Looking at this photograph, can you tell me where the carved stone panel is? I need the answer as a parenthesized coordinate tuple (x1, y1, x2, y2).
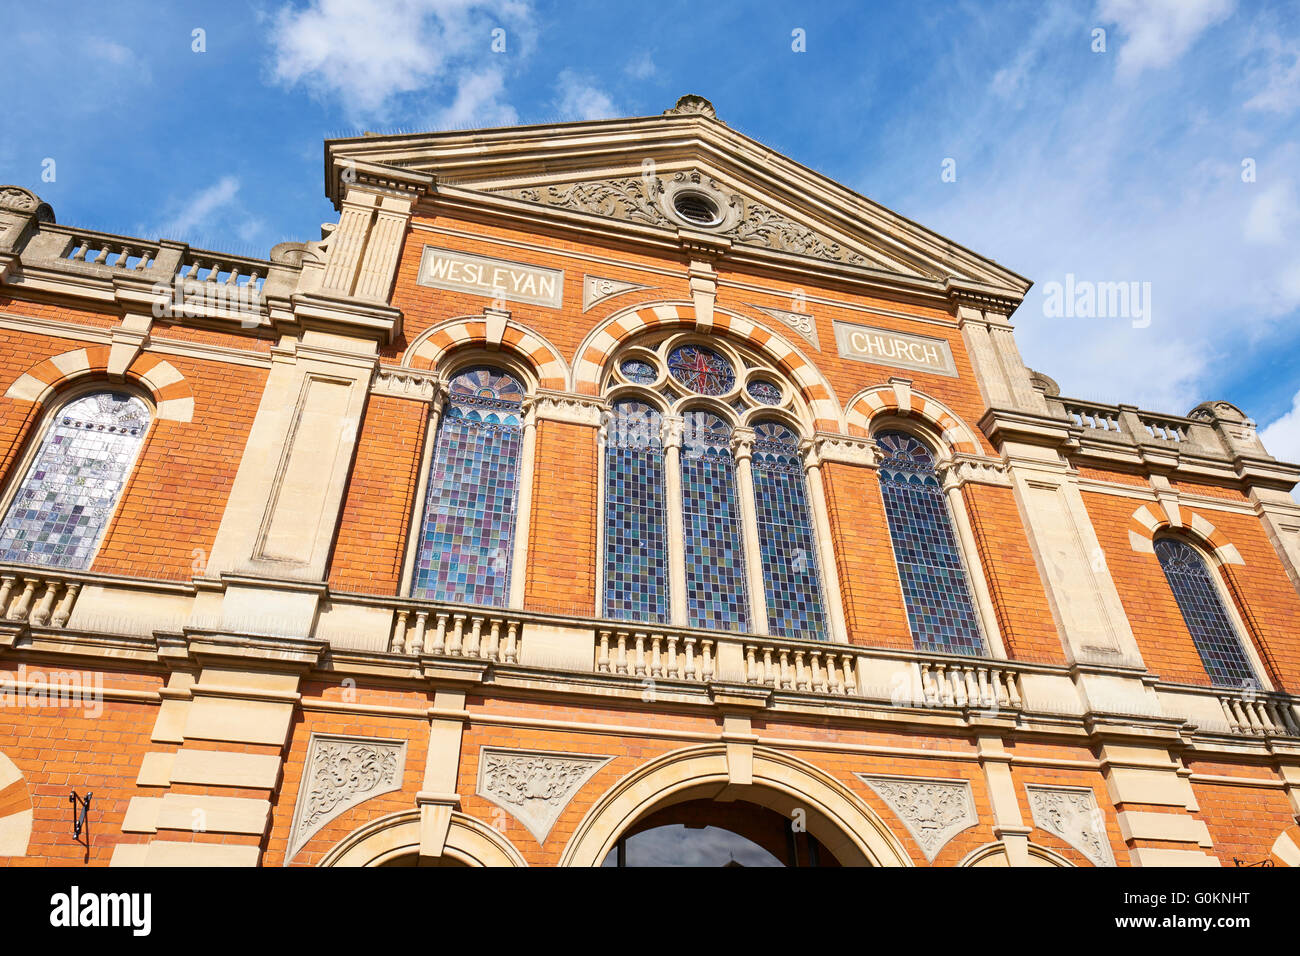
(858, 774, 978, 862)
(583, 275, 653, 312)
(1026, 785, 1115, 867)
(496, 172, 874, 268)
(477, 747, 611, 843)
(748, 303, 820, 350)
(287, 734, 406, 863)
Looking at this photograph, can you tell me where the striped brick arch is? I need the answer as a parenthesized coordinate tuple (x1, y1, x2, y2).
(403, 315, 569, 390)
(844, 383, 982, 455)
(4, 347, 194, 422)
(1126, 503, 1245, 565)
(1271, 824, 1300, 866)
(571, 301, 843, 430)
(0, 751, 32, 857)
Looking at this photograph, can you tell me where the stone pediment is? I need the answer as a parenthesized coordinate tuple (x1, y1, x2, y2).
(324, 97, 1031, 297)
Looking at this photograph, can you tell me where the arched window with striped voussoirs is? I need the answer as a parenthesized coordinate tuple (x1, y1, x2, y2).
(411, 366, 524, 607)
(1154, 535, 1257, 689)
(0, 389, 151, 570)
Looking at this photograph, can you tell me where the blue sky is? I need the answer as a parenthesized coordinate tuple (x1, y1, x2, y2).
(3, 0, 1299, 462)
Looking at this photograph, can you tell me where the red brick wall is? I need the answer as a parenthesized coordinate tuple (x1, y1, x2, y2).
(328, 395, 428, 595)
(820, 461, 913, 649)
(525, 420, 598, 616)
(0, 665, 163, 866)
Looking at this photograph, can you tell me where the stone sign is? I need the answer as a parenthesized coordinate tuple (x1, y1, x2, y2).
(417, 245, 564, 308)
(833, 320, 957, 376)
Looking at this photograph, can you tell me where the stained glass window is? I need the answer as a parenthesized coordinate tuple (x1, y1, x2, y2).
(619, 359, 657, 385)
(747, 379, 782, 406)
(0, 391, 149, 570)
(667, 345, 735, 396)
(681, 412, 749, 631)
(1155, 537, 1256, 688)
(412, 367, 524, 607)
(876, 430, 985, 656)
(603, 400, 670, 623)
(752, 422, 827, 640)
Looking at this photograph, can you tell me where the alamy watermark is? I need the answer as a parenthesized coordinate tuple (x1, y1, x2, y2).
(1042, 273, 1152, 328)
(0, 664, 103, 718)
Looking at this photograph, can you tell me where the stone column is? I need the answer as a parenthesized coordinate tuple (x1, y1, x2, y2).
(509, 399, 539, 610)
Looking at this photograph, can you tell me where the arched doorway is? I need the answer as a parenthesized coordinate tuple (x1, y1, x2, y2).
(601, 798, 842, 866)
(563, 744, 912, 867)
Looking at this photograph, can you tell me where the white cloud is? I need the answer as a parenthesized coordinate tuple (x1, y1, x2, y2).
(1243, 180, 1299, 244)
(1261, 388, 1300, 469)
(430, 66, 517, 128)
(625, 51, 656, 81)
(157, 176, 241, 240)
(1097, 0, 1235, 78)
(268, 0, 532, 123)
(553, 70, 619, 121)
(1244, 34, 1300, 114)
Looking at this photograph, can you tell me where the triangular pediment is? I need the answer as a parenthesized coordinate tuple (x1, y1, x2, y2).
(325, 100, 1030, 299)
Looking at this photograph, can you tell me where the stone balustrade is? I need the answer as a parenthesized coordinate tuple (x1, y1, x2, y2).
(0, 570, 82, 628)
(1217, 690, 1300, 736)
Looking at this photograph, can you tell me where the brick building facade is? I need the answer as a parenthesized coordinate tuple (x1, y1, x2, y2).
(1, 96, 1299, 867)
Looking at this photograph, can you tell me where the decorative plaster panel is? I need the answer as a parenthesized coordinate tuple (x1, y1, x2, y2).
(857, 774, 977, 862)
(287, 734, 406, 863)
(1026, 784, 1115, 867)
(477, 747, 610, 843)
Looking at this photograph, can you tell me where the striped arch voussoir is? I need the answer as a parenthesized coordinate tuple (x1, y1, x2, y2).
(844, 384, 981, 455)
(1271, 825, 1300, 866)
(3, 348, 194, 422)
(572, 301, 843, 430)
(1126, 503, 1244, 566)
(404, 316, 569, 390)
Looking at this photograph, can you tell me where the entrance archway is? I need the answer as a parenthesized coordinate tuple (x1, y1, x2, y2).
(561, 744, 912, 867)
(601, 798, 842, 866)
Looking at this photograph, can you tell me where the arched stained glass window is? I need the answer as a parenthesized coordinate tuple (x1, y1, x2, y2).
(1155, 537, 1256, 688)
(603, 400, 669, 623)
(0, 391, 150, 570)
(751, 422, 826, 640)
(667, 345, 735, 396)
(875, 430, 984, 655)
(412, 367, 524, 607)
(681, 411, 749, 630)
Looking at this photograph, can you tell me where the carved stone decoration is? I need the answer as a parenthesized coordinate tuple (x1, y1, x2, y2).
(286, 734, 406, 863)
(507, 179, 670, 228)
(941, 454, 1012, 489)
(858, 774, 977, 862)
(583, 274, 653, 312)
(1026, 785, 1115, 867)
(497, 172, 874, 268)
(748, 303, 820, 349)
(663, 94, 717, 119)
(477, 747, 611, 843)
(533, 390, 606, 426)
(371, 367, 441, 402)
(804, 434, 877, 468)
